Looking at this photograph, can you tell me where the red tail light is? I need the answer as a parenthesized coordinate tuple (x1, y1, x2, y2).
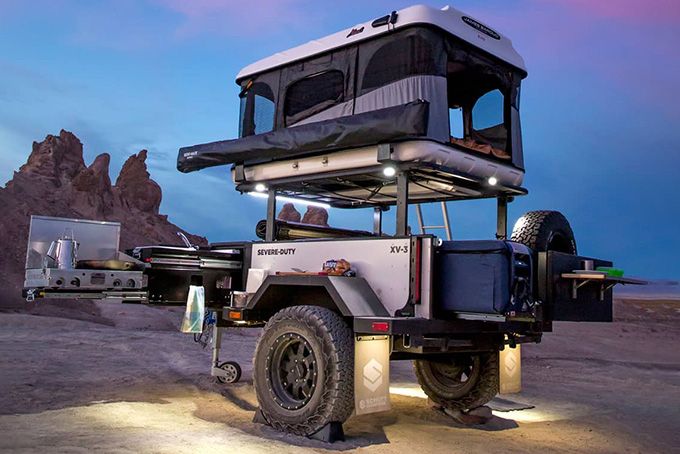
(371, 321, 390, 332)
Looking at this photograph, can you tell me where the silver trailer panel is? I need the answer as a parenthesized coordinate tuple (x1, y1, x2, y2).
(250, 238, 412, 316)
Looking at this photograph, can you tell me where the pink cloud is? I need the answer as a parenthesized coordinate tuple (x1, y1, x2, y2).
(548, 0, 680, 23)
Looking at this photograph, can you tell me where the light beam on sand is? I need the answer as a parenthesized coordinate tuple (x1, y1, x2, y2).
(389, 386, 428, 399)
(390, 385, 560, 423)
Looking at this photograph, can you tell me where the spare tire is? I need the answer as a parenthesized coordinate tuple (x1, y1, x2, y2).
(510, 210, 577, 255)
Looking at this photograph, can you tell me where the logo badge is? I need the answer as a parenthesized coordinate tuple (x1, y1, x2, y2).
(363, 358, 383, 392)
(461, 16, 501, 40)
(347, 26, 364, 38)
(504, 350, 518, 376)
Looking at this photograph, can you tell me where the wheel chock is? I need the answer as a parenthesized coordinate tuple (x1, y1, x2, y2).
(308, 421, 345, 443)
(252, 408, 269, 425)
(252, 409, 344, 443)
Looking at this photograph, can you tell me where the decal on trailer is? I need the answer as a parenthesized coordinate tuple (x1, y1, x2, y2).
(389, 245, 409, 254)
(256, 247, 296, 256)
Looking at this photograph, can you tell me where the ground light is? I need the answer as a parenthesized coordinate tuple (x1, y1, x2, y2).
(248, 192, 331, 209)
(388, 385, 556, 423)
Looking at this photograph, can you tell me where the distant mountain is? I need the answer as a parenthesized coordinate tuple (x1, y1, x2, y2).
(0, 130, 206, 310)
(615, 279, 680, 300)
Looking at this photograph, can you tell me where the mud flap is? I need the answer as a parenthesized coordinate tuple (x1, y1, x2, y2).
(354, 335, 391, 415)
(499, 345, 521, 394)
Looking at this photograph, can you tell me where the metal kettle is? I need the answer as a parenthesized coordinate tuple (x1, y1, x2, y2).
(45, 230, 79, 270)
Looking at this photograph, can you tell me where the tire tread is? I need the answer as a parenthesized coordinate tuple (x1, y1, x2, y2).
(253, 306, 354, 436)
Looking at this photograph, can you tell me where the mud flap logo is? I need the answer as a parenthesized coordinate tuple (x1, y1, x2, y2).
(362, 358, 383, 392)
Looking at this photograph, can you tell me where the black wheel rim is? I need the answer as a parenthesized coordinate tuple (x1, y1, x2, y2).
(430, 355, 480, 393)
(266, 333, 318, 410)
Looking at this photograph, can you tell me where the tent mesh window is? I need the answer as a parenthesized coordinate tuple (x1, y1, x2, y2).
(446, 60, 511, 159)
(284, 70, 345, 125)
(470, 88, 507, 153)
(239, 82, 276, 137)
(360, 34, 437, 94)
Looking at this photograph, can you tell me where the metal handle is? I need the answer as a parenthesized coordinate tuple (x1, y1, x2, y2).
(46, 240, 58, 261)
(177, 232, 196, 249)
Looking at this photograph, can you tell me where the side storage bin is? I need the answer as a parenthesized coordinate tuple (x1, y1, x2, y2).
(433, 240, 512, 315)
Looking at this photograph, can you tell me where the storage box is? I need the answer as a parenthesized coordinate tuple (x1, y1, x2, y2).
(433, 240, 530, 315)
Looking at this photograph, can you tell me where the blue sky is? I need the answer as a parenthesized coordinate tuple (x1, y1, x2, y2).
(1, 0, 679, 279)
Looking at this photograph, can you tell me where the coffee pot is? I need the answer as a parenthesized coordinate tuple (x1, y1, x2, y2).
(45, 230, 79, 270)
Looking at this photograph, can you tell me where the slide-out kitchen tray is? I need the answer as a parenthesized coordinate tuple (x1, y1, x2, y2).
(561, 272, 647, 300)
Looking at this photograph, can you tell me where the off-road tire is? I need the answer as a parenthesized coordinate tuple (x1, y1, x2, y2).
(511, 210, 577, 255)
(414, 352, 499, 410)
(253, 306, 354, 436)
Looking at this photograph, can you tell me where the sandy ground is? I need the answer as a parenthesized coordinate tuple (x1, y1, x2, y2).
(0, 300, 679, 453)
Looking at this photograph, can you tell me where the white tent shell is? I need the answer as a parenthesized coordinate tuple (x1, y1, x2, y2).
(178, 3, 530, 207)
(236, 4, 527, 82)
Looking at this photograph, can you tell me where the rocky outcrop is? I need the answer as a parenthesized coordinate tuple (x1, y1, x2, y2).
(277, 203, 301, 222)
(115, 150, 162, 214)
(301, 206, 329, 227)
(16, 131, 86, 187)
(0, 130, 206, 310)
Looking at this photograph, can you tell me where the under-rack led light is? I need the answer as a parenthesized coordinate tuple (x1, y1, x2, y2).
(248, 192, 331, 209)
(382, 166, 397, 177)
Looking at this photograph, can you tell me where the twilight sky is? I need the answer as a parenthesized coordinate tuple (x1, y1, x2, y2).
(0, 0, 678, 279)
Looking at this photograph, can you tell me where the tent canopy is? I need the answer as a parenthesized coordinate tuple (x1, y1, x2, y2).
(178, 8, 526, 175)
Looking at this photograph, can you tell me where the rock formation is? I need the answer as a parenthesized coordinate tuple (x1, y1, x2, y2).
(0, 130, 206, 310)
(276, 203, 301, 222)
(301, 206, 329, 226)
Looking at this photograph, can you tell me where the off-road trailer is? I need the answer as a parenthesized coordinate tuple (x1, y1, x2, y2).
(23, 4, 644, 443)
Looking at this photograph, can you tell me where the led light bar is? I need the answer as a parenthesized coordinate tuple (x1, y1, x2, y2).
(248, 192, 331, 209)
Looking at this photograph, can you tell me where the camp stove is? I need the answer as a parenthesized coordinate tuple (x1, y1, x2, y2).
(24, 216, 147, 297)
(24, 267, 145, 291)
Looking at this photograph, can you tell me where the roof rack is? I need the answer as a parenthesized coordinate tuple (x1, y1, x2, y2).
(236, 158, 527, 209)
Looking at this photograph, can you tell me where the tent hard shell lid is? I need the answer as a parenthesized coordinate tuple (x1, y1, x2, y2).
(177, 4, 529, 208)
(235, 4, 526, 81)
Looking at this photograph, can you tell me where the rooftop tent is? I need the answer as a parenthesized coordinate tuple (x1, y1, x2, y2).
(235, 28, 446, 138)
(177, 4, 528, 195)
(294, 27, 448, 140)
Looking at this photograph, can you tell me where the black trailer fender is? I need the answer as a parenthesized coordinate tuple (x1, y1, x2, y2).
(245, 275, 390, 318)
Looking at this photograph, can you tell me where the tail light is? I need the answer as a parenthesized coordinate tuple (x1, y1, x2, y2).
(371, 321, 390, 332)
